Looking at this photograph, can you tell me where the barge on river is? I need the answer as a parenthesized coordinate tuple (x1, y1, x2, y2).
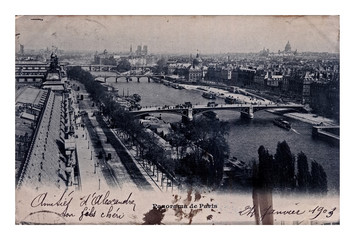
(273, 118, 291, 130)
(202, 92, 216, 99)
(225, 96, 238, 104)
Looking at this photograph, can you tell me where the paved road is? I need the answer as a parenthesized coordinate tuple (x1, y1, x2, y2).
(81, 114, 120, 188)
(95, 115, 154, 191)
(73, 80, 154, 191)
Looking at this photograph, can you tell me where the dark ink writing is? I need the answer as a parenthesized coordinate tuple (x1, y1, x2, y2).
(30, 190, 75, 218)
(79, 207, 96, 221)
(79, 191, 136, 211)
(100, 206, 125, 219)
(239, 204, 337, 221)
(239, 205, 256, 218)
(309, 206, 336, 220)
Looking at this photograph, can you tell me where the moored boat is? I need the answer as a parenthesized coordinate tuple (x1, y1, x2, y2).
(225, 96, 237, 104)
(202, 92, 216, 99)
(132, 93, 141, 102)
(273, 118, 291, 130)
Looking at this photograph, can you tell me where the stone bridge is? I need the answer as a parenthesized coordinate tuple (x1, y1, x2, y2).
(129, 103, 306, 120)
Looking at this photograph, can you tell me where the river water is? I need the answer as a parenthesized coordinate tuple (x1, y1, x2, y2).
(102, 76, 339, 193)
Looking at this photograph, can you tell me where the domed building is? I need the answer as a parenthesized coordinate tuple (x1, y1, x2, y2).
(269, 41, 297, 57)
(192, 53, 203, 68)
(186, 53, 203, 82)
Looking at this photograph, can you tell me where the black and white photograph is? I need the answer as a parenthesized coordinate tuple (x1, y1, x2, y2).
(14, 14, 340, 225)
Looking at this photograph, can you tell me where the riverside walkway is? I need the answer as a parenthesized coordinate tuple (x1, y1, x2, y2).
(72, 80, 158, 192)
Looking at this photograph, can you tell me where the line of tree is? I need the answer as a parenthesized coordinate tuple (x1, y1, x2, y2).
(67, 66, 175, 177)
(253, 140, 328, 194)
(67, 66, 231, 188)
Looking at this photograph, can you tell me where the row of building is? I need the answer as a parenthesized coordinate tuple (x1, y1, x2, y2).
(163, 42, 339, 119)
(15, 53, 78, 190)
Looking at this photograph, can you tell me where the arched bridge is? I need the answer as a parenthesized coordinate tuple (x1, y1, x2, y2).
(129, 103, 306, 120)
(94, 73, 165, 83)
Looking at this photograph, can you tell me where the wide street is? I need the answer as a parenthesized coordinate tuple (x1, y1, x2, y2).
(70, 81, 159, 192)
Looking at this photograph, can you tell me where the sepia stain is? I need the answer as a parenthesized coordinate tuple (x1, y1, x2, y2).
(142, 207, 166, 225)
(171, 190, 205, 223)
(172, 194, 181, 204)
(194, 191, 201, 202)
(207, 215, 213, 221)
(183, 189, 193, 206)
(187, 209, 202, 225)
(173, 207, 185, 222)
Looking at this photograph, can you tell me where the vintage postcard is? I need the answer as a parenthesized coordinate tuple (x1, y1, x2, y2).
(15, 15, 340, 225)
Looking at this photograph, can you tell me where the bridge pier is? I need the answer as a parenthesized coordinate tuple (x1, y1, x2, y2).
(187, 108, 193, 121)
(240, 106, 254, 119)
(137, 77, 140, 83)
(181, 108, 194, 123)
(89, 66, 92, 71)
(126, 77, 129, 82)
(115, 76, 118, 83)
(148, 77, 151, 83)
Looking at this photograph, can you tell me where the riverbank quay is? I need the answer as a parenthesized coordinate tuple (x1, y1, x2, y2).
(266, 108, 339, 146)
(284, 112, 338, 126)
(162, 80, 340, 148)
(312, 125, 340, 146)
(104, 113, 182, 193)
(166, 80, 339, 128)
(68, 80, 158, 191)
(110, 127, 181, 193)
(180, 84, 270, 105)
(94, 115, 158, 191)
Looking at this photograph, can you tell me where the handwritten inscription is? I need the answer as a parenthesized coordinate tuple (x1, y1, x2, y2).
(239, 203, 337, 222)
(79, 191, 136, 211)
(28, 190, 135, 222)
(30, 190, 75, 218)
(26, 190, 338, 224)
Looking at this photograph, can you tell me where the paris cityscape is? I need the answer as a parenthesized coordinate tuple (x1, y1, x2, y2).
(14, 15, 340, 225)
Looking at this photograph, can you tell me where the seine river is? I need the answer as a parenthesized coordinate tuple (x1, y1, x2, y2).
(102, 76, 339, 193)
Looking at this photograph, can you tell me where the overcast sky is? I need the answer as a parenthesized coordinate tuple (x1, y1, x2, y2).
(15, 15, 339, 54)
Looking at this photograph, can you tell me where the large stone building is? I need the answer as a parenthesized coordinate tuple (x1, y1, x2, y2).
(310, 80, 339, 120)
(167, 53, 204, 82)
(42, 53, 65, 91)
(15, 62, 49, 88)
(231, 67, 256, 86)
(185, 53, 203, 82)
